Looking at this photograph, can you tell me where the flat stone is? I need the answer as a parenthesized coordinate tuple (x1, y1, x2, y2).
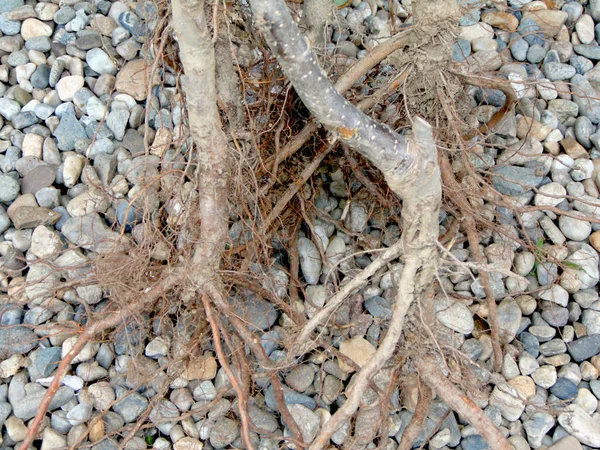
(482, 11, 518, 32)
(22, 165, 55, 194)
(12, 386, 74, 420)
(435, 298, 474, 334)
(491, 165, 543, 196)
(568, 334, 600, 362)
(53, 105, 88, 151)
(523, 10, 567, 38)
(489, 382, 525, 421)
(338, 335, 376, 373)
(0, 326, 37, 359)
(113, 392, 148, 423)
(10, 206, 60, 229)
(210, 418, 239, 449)
(115, 59, 156, 101)
(61, 213, 129, 254)
(287, 404, 320, 444)
(534, 182, 566, 207)
(230, 294, 278, 331)
(550, 378, 579, 400)
(558, 405, 600, 447)
(574, 44, 600, 60)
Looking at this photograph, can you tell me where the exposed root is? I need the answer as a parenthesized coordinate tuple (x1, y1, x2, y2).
(398, 380, 433, 450)
(416, 356, 512, 450)
(201, 294, 255, 450)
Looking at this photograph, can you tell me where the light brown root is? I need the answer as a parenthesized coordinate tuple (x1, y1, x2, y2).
(398, 381, 433, 450)
(416, 356, 512, 450)
(201, 294, 255, 450)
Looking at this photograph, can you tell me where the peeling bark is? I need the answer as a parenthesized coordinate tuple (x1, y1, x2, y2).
(215, 17, 245, 134)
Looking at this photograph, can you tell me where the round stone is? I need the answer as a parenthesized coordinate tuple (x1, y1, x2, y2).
(534, 182, 567, 207)
(86, 48, 117, 75)
(20, 18, 53, 40)
(0, 175, 20, 203)
(55, 75, 84, 102)
(558, 215, 591, 241)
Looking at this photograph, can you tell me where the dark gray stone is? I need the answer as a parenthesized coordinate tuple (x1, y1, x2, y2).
(0, 326, 37, 359)
(568, 334, 600, 362)
(53, 104, 88, 151)
(491, 165, 543, 196)
(30, 63, 50, 89)
(113, 392, 148, 423)
(28, 346, 62, 381)
(550, 378, 578, 400)
(231, 294, 278, 331)
(364, 296, 392, 318)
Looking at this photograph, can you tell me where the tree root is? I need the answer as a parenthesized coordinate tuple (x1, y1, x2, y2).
(201, 294, 255, 450)
(398, 381, 433, 450)
(416, 356, 512, 450)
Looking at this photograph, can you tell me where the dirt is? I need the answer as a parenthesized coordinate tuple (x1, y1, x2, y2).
(385, 0, 468, 123)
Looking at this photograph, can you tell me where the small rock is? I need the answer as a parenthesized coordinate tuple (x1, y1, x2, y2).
(558, 404, 600, 447)
(339, 336, 376, 372)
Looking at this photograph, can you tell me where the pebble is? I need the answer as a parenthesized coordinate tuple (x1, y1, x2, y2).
(558, 405, 600, 447)
(55, 75, 84, 102)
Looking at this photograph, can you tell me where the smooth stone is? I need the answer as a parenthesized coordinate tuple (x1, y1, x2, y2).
(22, 165, 55, 194)
(575, 44, 600, 60)
(534, 182, 566, 207)
(113, 392, 148, 423)
(297, 237, 322, 285)
(210, 418, 239, 449)
(548, 436, 582, 450)
(543, 62, 576, 81)
(0, 326, 37, 359)
(568, 334, 600, 362)
(0, 174, 20, 203)
(61, 213, 129, 254)
(86, 48, 117, 75)
(523, 412, 555, 448)
(435, 298, 474, 334)
(558, 215, 591, 241)
(53, 105, 87, 151)
(572, 74, 600, 124)
(489, 382, 525, 421)
(55, 75, 84, 102)
(338, 336, 376, 372)
(0, 98, 20, 121)
(491, 165, 543, 196)
(20, 18, 52, 40)
(558, 405, 600, 447)
(115, 59, 155, 100)
(231, 294, 278, 331)
(550, 378, 579, 400)
(13, 386, 74, 420)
